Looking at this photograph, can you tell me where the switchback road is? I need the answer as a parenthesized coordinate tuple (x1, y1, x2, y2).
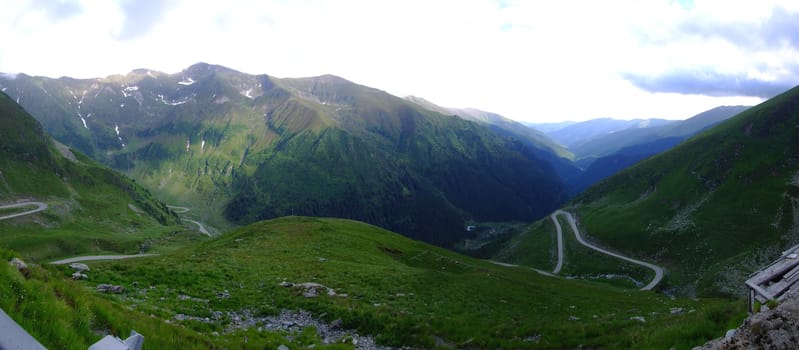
(0, 202, 47, 221)
(551, 210, 664, 291)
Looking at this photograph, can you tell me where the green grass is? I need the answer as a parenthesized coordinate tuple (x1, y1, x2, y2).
(0, 245, 363, 349)
(485, 218, 558, 270)
(74, 216, 744, 349)
(555, 215, 654, 288)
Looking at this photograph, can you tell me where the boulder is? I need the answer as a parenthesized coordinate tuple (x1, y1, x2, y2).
(97, 284, 124, 294)
(696, 295, 799, 349)
(71, 272, 88, 280)
(8, 257, 27, 271)
(69, 263, 90, 272)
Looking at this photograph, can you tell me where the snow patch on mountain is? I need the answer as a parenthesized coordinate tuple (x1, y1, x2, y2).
(178, 77, 195, 86)
(115, 124, 125, 148)
(78, 113, 88, 129)
(122, 85, 139, 98)
(157, 94, 189, 106)
(240, 88, 254, 99)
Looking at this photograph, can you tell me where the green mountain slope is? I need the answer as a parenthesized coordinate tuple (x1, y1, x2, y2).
(76, 216, 743, 349)
(0, 64, 567, 245)
(404, 95, 573, 159)
(405, 95, 581, 184)
(567, 87, 799, 295)
(0, 92, 178, 260)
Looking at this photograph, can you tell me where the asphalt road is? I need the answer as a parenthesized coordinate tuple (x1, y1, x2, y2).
(0, 202, 47, 220)
(550, 212, 565, 274)
(49, 254, 158, 265)
(168, 205, 211, 236)
(552, 210, 664, 291)
(183, 218, 211, 236)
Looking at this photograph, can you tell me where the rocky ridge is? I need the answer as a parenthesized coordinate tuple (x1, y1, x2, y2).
(696, 295, 799, 349)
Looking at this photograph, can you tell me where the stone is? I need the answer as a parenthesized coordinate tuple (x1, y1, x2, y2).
(8, 257, 27, 271)
(629, 316, 646, 323)
(216, 290, 230, 299)
(71, 272, 88, 280)
(330, 318, 343, 330)
(568, 316, 580, 321)
(724, 329, 736, 339)
(96, 284, 124, 294)
(303, 289, 318, 298)
(670, 307, 685, 315)
(279, 281, 293, 287)
(69, 263, 90, 272)
(278, 345, 289, 350)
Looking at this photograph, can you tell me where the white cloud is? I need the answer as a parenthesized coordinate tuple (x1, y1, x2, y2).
(0, 0, 796, 122)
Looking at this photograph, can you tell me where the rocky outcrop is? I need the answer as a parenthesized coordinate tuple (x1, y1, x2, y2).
(8, 257, 28, 271)
(69, 263, 89, 272)
(96, 284, 125, 294)
(279, 281, 346, 298)
(696, 295, 799, 349)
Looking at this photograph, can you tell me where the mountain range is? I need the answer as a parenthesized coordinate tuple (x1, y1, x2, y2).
(0, 63, 568, 245)
(0, 88, 746, 349)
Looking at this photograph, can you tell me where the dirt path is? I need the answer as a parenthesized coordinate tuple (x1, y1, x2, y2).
(552, 210, 664, 291)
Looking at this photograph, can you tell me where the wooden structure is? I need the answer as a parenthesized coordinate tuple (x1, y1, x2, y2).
(745, 244, 799, 313)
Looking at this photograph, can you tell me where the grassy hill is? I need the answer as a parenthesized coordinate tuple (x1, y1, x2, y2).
(59, 216, 744, 349)
(0, 91, 179, 260)
(0, 64, 567, 246)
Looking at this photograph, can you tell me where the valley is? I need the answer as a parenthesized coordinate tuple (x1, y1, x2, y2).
(0, 65, 794, 349)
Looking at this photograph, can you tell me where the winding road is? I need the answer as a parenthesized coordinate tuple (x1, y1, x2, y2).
(0, 202, 47, 221)
(550, 212, 565, 274)
(550, 210, 664, 291)
(167, 205, 211, 237)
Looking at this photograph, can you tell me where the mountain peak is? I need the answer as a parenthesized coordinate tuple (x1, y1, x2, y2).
(184, 62, 243, 77)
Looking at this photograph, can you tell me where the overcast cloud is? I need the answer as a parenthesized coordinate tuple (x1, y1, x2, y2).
(1, 0, 797, 122)
(115, 0, 178, 41)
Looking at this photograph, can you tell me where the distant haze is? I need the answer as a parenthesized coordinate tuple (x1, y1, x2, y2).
(1, 0, 796, 122)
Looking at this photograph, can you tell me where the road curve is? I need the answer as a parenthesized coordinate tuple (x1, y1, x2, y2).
(167, 205, 211, 236)
(550, 213, 565, 274)
(552, 210, 664, 291)
(167, 205, 190, 214)
(49, 254, 158, 265)
(183, 219, 210, 236)
(0, 202, 47, 221)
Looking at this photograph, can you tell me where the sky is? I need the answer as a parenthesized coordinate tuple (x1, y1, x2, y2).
(1, 0, 798, 123)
